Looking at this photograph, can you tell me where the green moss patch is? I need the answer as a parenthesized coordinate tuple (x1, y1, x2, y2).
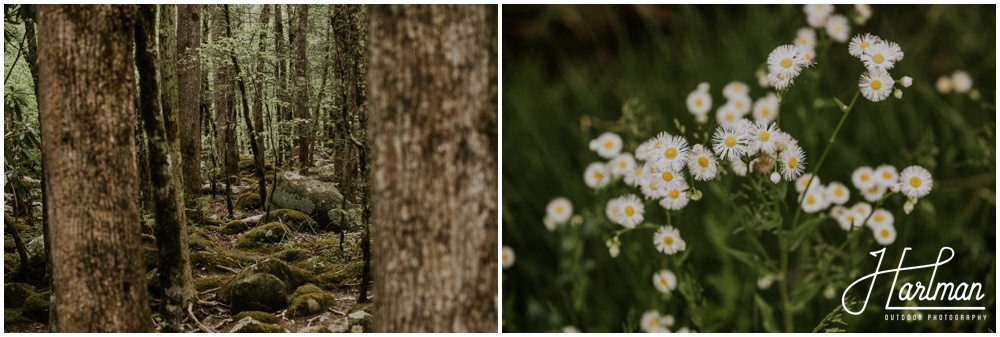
(190, 250, 256, 270)
(233, 311, 281, 325)
(4, 283, 36, 308)
(235, 223, 290, 251)
(21, 291, 50, 323)
(260, 209, 317, 232)
(194, 274, 234, 292)
(5, 308, 36, 331)
(272, 248, 308, 263)
(221, 220, 251, 235)
(235, 192, 261, 211)
(228, 316, 286, 333)
(290, 283, 324, 299)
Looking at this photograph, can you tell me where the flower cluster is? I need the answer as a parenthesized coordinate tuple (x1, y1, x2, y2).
(848, 33, 909, 102)
(803, 4, 851, 43)
(640, 309, 676, 333)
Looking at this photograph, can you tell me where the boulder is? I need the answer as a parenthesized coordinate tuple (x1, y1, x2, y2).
(228, 316, 286, 333)
(218, 259, 317, 312)
(21, 291, 50, 323)
(235, 222, 290, 250)
(348, 310, 373, 332)
(267, 172, 344, 229)
(233, 311, 281, 325)
(228, 273, 288, 314)
(287, 284, 335, 317)
(234, 193, 261, 211)
(221, 220, 251, 235)
(260, 209, 317, 232)
(272, 248, 308, 263)
(4, 283, 36, 308)
(327, 317, 350, 333)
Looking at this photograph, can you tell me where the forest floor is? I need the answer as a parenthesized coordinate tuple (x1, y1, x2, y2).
(4, 158, 371, 333)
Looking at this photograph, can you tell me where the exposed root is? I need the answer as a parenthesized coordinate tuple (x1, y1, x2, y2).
(188, 302, 215, 333)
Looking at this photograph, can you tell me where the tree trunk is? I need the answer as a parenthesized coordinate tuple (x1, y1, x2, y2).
(178, 4, 203, 201)
(4, 214, 29, 282)
(274, 5, 290, 167)
(293, 4, 310, 169)
(25, 18, 55, 302)
(159, 5, 183, 188)
(308, 6, 332, 165)
(213, 4, 237, 176)
(253, 5, 270, 169)
(135, 5, 197, 332)
(37, 4, 153, 332)
(369, 5, 498, 333)
(223, 4, 267, 199)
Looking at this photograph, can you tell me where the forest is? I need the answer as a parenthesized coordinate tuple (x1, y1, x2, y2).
(4, 4, 498, 333)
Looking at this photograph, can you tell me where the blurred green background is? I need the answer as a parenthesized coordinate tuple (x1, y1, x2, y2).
(502, 5, 995, 332)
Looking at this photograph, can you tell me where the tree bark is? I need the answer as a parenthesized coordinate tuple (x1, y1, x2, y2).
(159, 5, 183, 188)
(135, 5, 198, 332)
(178, 4, 203, 200)
(253, 5, 270, 169)
(293, 4, 310, 169)
(273, 5, 289, 167)
(369, 5, 498, 333)
(223, 4, 267, 199)
(213, 4, 237, 176)
(37, 4, 153, 332)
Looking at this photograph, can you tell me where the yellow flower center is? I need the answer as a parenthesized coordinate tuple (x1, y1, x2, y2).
(762, 107, 770, 116)
(861, 173, 869, 181)
(604, 140, 613, 149)
(736, 101, 744, 109)
(847, 215, 855, 222)
(834, 188, 843, 197)
(870, 79, 881, 90)
(880, 228, 890, 238)
(860, 41, 870, 49)
(663, 235, 674, 245)
(555, 206, 564, 214)
(669, 190, 679, 199)
(909, 176, 922, 188)
(800, 37, 808, 45)
(873, 54, 884, 64)
(725, 136, 736, 147)
(698, 157, 709, 168)
(695, 98, 703, 106)
(662, 171, 673, 182)
(502, 253, 508, 262)
(665, 148, 677, 159)
(634, 168, 643, 177)
(759, 131, 770, 141)
(781, 58, 792, 69)
(875, 214, 884, 223)
(807, 195, 816, 205)
(835, 26, 842, 33)
(883, 171, 892, 179)
(660, 277, 668, 286)
(650, 318, 659, 327)
(619, 161, 627, 168)
(624, 206, 635, 217)
(593, 171, 603, 180)
(788, 157, 798, 168)
(805, 53, 812, 62)
(725, 113, 734, 121)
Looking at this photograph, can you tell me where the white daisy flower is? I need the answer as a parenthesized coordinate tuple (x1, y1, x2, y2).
(686, 144, 719, 181)
(859, 68, 895, 102)
(659, 186, 690, 211)
(767, 71, 795, 90)
(562, 326, 580, 333)
(641, 310, 668, 333)
(767, 45, 806, 81)
(824, 14, 850, 42)
(609, 153, 636, 178)
(730, 159, 748, 177)
(650, 133, 690, 172)
(605, 197, 624, 223)
(771, 130, 798, 153)
(613, 194, 645, 228)
(589, 132, 623, 159)
(866, 208, 894, 229)
(757, 275, 774, 290)
(624, 165, 646, 187)
(825, 181, 851, 205)
(697, 82, 710, 92)
(640, 177, 667, 200)
(856, 4, 872, 21)
(794, 28, 816, 50)
(861, 183, 887, 203)
(935, 76, 953, 94)
(851, 202, 873, 221)
(712, 124, 750, 162)
(874, 164, 898, 188)
(676, 327, 695, 333)
(872, 223, 897, 246)
(779, 144, 807, 181)
(830, 206, 854, 230)
(900, 76, 913, 88)
(716, 102, 743, 128)
(584, 162, 611, 189)
(806, 12, 828, 29)
(686, 88, 713, 115)
(799, 46, 817, 68)
(547, 197, 573, 224)
(652, 269, 678, 294)
(502, 246, 515, 269)
(883, 41, 904, 62)
(952, 71, 973, 93)
(723, 81, 750, 100)
(653, 225, 686, 256)
(803, 4, 835, 18)
(728, 94, 752, 115)
(899, 165, 933, 199)
(795, 173, 820, 194)
(860, 42, 896, 71)
(851, 166, 877, 191)
(748, 121, 780, 155)
(752, 93, 779, 123)
(801, 188, 829, 213)
(848, 33, 882, 58)
(661, 314, 675, 328)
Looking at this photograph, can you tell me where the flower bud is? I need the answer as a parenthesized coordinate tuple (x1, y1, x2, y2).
(894, 88, 903, 99)
(770, 172, 781, 184)
(901, 76, 913, 88)
(543, 217, 557, 232)
(903, 198, 916, 215)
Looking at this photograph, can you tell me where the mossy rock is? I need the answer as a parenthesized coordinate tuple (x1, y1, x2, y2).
(5, 283, 36, 308)
(5, 253, 18, 275)
(190, 250, 257, 270)
(228, 273, 288, 314)
(272, 248, 308, 263)
(228, 316, 286, 333)
(221, 220, 251, 235)
(235, 193, 261, 211)
(348, 310, 373, 333)
(233, 311, 281, 325)
(5, 308, 36, 331)
(286, 291, 335, 317)
(235, 222, 290, 250)
(188, 231, 216, 253)
(316, 261, 365, 288)
(21, 291, 50, 323)
(260, 209, 317, 232)
(290, 283, 324, 299)
(194, 274, 233, 292)
(217, 259, 317, 309)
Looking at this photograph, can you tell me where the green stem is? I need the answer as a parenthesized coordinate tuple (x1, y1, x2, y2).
(781, 89, 861, 332)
